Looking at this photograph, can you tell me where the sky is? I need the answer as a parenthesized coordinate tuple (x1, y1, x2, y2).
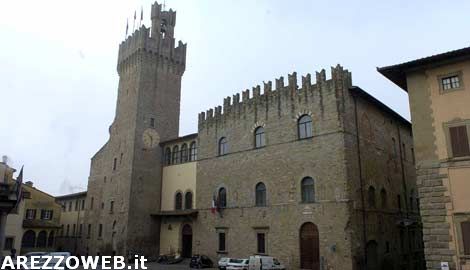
(0, 0, 469, 196)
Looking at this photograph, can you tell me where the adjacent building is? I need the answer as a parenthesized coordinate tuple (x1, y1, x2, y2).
(55, 191, 87, 255)
(379, 47, 470, 270)
(20, 182, 62, 254)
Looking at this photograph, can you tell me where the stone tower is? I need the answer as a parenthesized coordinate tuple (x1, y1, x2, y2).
(83, 1, 186, 256)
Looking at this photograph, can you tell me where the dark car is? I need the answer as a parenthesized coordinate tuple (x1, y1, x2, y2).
(190, 255, 214, 268)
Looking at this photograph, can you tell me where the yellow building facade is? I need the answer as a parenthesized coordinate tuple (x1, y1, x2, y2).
(157, 134, 197, 258)
(379, 47, 470, 270)
(20, 182, 62, 254)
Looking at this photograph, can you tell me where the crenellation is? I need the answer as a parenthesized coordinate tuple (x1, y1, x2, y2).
(242, 89, 250, 102)
(252, 85, 261, 98)
(288, 72, 298, 90)
(197, 67, 353, 127)
(263, 81, 272, 93)
(275, 76, 285, 90)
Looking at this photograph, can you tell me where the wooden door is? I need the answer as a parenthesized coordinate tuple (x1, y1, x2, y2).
(182, 224, 193, 258)
(300, 222, 320, 270)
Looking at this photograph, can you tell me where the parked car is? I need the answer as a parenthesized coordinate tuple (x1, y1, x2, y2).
(36, 252, 72, 270)
(226, 258, 249, 270)
(218, 257, 230, 270)
(248, 256, 285, 270)
(189, 255, 214, 268)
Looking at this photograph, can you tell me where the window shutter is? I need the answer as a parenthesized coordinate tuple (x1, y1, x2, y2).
(450, 126, 470, 157)
(462, 222, 470, 255)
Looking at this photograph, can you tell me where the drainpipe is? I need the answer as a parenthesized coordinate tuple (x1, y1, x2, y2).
(353, 95, 368, 267)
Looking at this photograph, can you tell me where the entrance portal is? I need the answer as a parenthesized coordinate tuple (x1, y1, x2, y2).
(181, 224, 192, 258)
(300, 222, 320, 270)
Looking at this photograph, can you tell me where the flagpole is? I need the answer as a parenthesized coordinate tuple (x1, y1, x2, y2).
(132, 10, 136, 32)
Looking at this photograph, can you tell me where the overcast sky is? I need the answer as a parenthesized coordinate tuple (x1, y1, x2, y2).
(1, 0, 469, 195)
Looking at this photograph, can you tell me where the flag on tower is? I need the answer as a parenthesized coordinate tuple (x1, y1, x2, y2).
(133, 10, 136, 31)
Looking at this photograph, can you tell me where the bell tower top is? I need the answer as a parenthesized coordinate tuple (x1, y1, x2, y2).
(117, 1, 186, 75)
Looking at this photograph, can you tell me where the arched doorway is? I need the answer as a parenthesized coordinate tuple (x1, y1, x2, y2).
(299, 222, 320, 270)
(366, 240, 378, 270)
(22, 230, 36, 248)
(181, 224, 192, 258)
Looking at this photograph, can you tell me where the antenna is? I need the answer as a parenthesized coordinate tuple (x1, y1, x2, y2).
(163, 0, 166, 11)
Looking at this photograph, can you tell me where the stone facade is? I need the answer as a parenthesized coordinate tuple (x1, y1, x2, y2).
(82, 1, 186, 257)
(193, 67, 423, 270)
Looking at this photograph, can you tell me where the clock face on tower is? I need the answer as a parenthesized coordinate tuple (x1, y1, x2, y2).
(142, 128, 160, 149)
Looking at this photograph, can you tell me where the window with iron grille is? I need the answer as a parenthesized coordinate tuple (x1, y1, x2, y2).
(441, 75, 461, 90)
(449, 125, 470, 157)
(218, 232, 226, 252)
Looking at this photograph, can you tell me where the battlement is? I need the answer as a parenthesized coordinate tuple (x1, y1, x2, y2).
(117, 1, 186, 74)
(198, 64, 352, 126)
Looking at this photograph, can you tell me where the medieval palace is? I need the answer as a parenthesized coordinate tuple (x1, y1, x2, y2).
(73, 2, 425, 270)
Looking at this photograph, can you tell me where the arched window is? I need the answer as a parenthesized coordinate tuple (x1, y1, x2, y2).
(175, 192, 183, 210)
(181, 144, 188, 163)
(172, 145, 179, 164)
(301, 177, 315, 203)
(165, 148, 172, 165)
(254, 127, 266, 148)
(189, 142, 197, 161)
(409, 189, 415, 211)
(218, 187, 227, 208)
(368, 186, 376, 208)
(255, 182, 267, 206)
(47, 231, 54, 247)
(21, 230, 36, 248)
(36, 231, 47, 248)
(298, 115, 313, 139)
(185, 191, 193, 210)
(219, 137, 228, 156)
(380, 188, 387, 209)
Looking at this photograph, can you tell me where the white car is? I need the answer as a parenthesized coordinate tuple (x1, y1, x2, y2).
(226, 258, 249, 270)
(40, 252, 71, 268)
(218, 257, 230, 270)
(248, 256, 285, 270)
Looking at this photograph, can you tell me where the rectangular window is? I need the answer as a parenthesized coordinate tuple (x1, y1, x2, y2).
(90, 197, 94, 210)
(68, 202, 72, 211)
(257, 233, 266, 254)
(66, 225, 70, 237)
(113, 158, 117, 170)
(110, 201, 114, 213)
(79, 224, 83, 237)
(73, 224, 76, 236)
(442, 75, 461, 90)
(25, 209, 36, 220)
(150, 118, 155, 127)
(81, 200, 85, 210)
(4, 237, 13, 250)
(75, 200, 79, 211)
(449, 125, 470, 157)
(218, 232, 226, 252)
(87, 224, 91, 239)
(98, 224, 103, 238)
(462, 222, 470, 255)
(40, 210, 53, 220)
